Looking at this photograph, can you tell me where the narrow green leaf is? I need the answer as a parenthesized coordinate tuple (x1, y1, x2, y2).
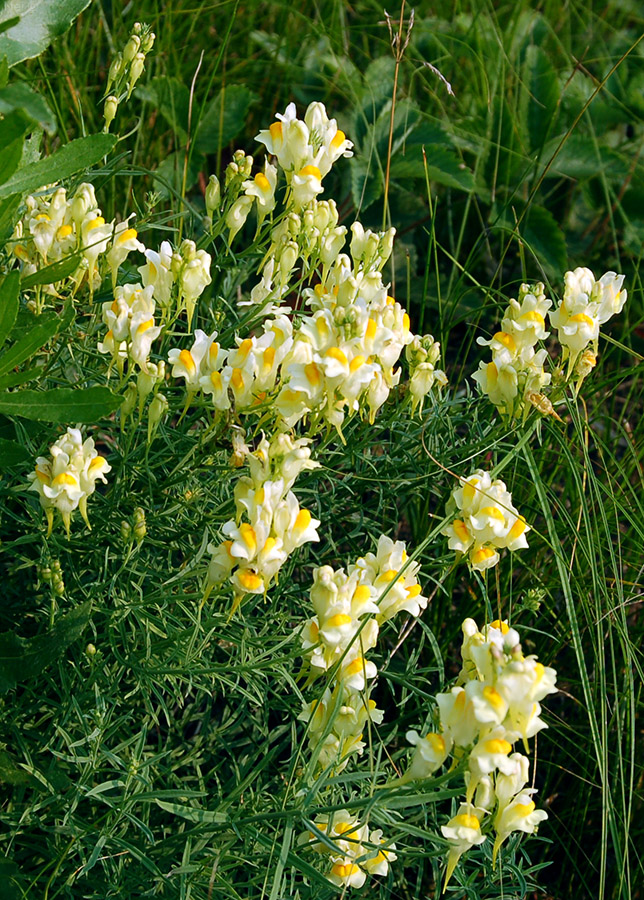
(0, 601, 91, 693)
(0, 270, 20, 349)
(0, 385, 122, 422)
(0, 133, 117, 199)
(0, 436, 30, 468)
(155, 800, 227, 824)
(0, 0, 93, 67)
(21, 253, 81, 288)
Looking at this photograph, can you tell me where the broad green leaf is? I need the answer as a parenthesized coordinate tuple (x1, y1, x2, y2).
(21, 253, 81, 288)
(0, 133, 117, 199)
(0, 856, 25, 900)
(0, 304, 72, 377)
(0, 385, 122, 422)
(350, 155, 384, 213)
(390, 144, 476, 192)
(0, 82, 56, 134)
(0, 270, 20, 349)
(523, 45, 560, 153)
(0, 601, 91, 692)
(0, 0, 93, 67)
(0, 436, 29, 467)
(193, 85, 257, 156)
(153, 149, 200, 201)
(0, 193, 20, 241)
(0, 109, 31, 184)
(0, 366, 43, 389)
(542, 134, 630, 182)
(522, 204, 567, 277)
(136, 76, 190, 137)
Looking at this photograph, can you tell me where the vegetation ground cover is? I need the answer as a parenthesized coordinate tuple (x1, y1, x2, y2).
(0, 1, 642, 898)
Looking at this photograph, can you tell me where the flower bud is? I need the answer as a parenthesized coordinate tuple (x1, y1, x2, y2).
(123, 34, 141, 65)
(120, 382, 138, 419)
(107, 53, 123, 92)
(205, 175, 221, 219)
(85, 643, 97, 656)
(103, 95, 119, 131)
(133, 507, 147, 543)
(148, 393, 168, 441)
(121, 519, 133, 541)
(127, 53, 146, 96)
(141, 31, 155, 54)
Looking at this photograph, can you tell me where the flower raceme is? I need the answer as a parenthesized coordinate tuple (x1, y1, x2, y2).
(402, 618, 556, 889)
(299, 536, 428, 776)
(474, 271, 628, 416)
(442, 469, 530, 571)
(472, 282, 552, 421)
(549, 267, 627, 383)
(27, 427, 111, 536)
(204, 433, 320, 608)
(301, 810, 397, 889)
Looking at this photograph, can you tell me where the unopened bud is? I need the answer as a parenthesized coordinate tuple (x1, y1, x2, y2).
(107, 53, 123, 92)
(148, 393, 168, 442)
(133, 507, 147, 543)
(121, 382, 138, 418)
(85, 643, 97, 656)
(121, 520, 133, 541)
(141, 31, 155, 53)
(127, 53, 146, 97)
(205, 175, 221, 219)
(123, 34, 141, 65)
(103, 95, 119, 132)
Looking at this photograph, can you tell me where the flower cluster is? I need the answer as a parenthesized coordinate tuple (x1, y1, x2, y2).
(550, 267, 627, 384)
(27, 427, 111, 535)
(11, 183, 144, 307)
(442, 469, 529, 571)
(256, 102, 353, 211)
(299, 535, 428, 774)
(472, 283, 552, 421)
(103, 22, 155, 131)
(139, 239, 212, 326)
(473, 271, 628, 415)
(170, 102, 445, 438)
(205, 432, 320, 608)
(403, 618, 556, 887)
(406, 333, 447, 413)
(302, 810, 396, 889)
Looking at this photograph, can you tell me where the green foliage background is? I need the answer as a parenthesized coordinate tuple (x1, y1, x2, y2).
(0, 1, 642, 898)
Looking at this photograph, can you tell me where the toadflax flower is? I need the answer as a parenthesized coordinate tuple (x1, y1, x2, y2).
(404, 617, 556, 889)
(442, 469, 530, 571)
(27, 428, 111, 536)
